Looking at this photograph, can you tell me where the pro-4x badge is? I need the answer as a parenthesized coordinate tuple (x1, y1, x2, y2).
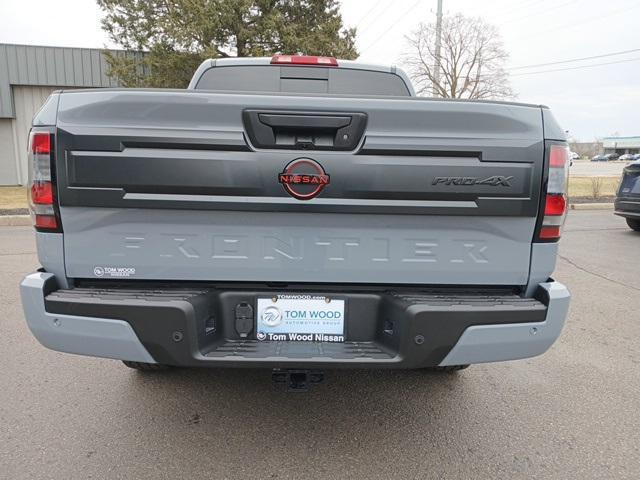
(278, 158, 330, 200)
(432, 175, 514, 186)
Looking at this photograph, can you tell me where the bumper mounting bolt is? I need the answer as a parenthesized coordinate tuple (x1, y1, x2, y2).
(172, 331, 184, 342)
(414, 335, 425, 345)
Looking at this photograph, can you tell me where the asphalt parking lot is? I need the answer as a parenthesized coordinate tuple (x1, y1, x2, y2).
(1, 210, 638, 480)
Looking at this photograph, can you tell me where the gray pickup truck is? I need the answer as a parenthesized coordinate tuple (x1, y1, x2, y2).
(20, 55, 570, 387)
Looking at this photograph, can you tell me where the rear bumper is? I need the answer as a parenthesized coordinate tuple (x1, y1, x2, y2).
(20, 273, 156, 363)
(20, 272, 570, 368)
(614, 196, 640, 218)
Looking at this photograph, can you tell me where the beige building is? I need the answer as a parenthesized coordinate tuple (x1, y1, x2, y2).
(603, 136, 640, 155)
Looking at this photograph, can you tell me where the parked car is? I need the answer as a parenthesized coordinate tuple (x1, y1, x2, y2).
(615, 158, 640, 231)
(591, 154, 607, 162)
(634, 153, 640, 160)
(604, 153, 620, 161)
(569, 151, 580, 161)
(619, 153, 635, 161)
(19, 55, 571, 385)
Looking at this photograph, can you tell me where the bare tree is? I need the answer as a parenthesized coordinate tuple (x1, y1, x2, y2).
(403, 14, 514, 99)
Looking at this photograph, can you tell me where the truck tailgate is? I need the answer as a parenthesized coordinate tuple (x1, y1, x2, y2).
(54, 90, 544, 286)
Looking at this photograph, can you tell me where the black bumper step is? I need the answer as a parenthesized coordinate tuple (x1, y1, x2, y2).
(390, 291, 545, 309)
(206, 340, 394, 360)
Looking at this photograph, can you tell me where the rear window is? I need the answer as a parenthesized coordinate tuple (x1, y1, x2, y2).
(194, 65, 411, 96)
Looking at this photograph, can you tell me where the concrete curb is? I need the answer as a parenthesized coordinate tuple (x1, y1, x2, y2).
(0, 215, 31, 226)
(569, 203, 614, 210)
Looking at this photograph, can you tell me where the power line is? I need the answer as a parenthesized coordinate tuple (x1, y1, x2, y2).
(511, 56, 640, 76)
(491, 0, 546, 22)
(355, 0, 387, 28)
(360, 0, 423, 54)
(495, 0, 579, 26)
(508, 47, 640, 70)
(514, 2, 640, 40)
(358, 0, 397, 34)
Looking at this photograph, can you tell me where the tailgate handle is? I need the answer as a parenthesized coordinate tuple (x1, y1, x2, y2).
(258, 114, 351, 130)
(243, 110, 367, 151)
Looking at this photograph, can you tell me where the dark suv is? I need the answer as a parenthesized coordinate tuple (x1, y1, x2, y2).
(615, 159, 640, 231)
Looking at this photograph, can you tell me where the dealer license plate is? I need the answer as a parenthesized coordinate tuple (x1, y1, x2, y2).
(255, 295, 345, 343)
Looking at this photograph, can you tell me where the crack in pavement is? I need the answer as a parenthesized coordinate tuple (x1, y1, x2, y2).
(558, 254, 640, 292)
(0, 252, 36, 257)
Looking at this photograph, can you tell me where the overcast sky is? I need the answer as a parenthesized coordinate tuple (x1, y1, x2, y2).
(1, 0, 638, 140)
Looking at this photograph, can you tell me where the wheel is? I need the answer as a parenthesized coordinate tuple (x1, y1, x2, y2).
(122, 360, 170, 371)
(626, 218, 640, 231)
(425, 364, 470, 372)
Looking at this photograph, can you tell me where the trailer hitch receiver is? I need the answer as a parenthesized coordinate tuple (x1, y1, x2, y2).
(272, 369, 324, 392)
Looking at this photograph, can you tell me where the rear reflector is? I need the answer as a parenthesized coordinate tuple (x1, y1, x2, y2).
(539, 226, 562, 239)
(35, 214, 58, 229)
(270, 54, 338, 66)
(536, 144, 570, 242)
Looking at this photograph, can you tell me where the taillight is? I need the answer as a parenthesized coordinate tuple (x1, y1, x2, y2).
(270, 54, 338, 67)
(535, 144, 569, 242)
(28, 130, 59, 231)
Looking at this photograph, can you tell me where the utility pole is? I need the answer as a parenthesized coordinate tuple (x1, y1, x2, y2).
(433, 0, 443, 96)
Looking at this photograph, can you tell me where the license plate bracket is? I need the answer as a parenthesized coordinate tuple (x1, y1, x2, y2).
(256, 295, 345, 342)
